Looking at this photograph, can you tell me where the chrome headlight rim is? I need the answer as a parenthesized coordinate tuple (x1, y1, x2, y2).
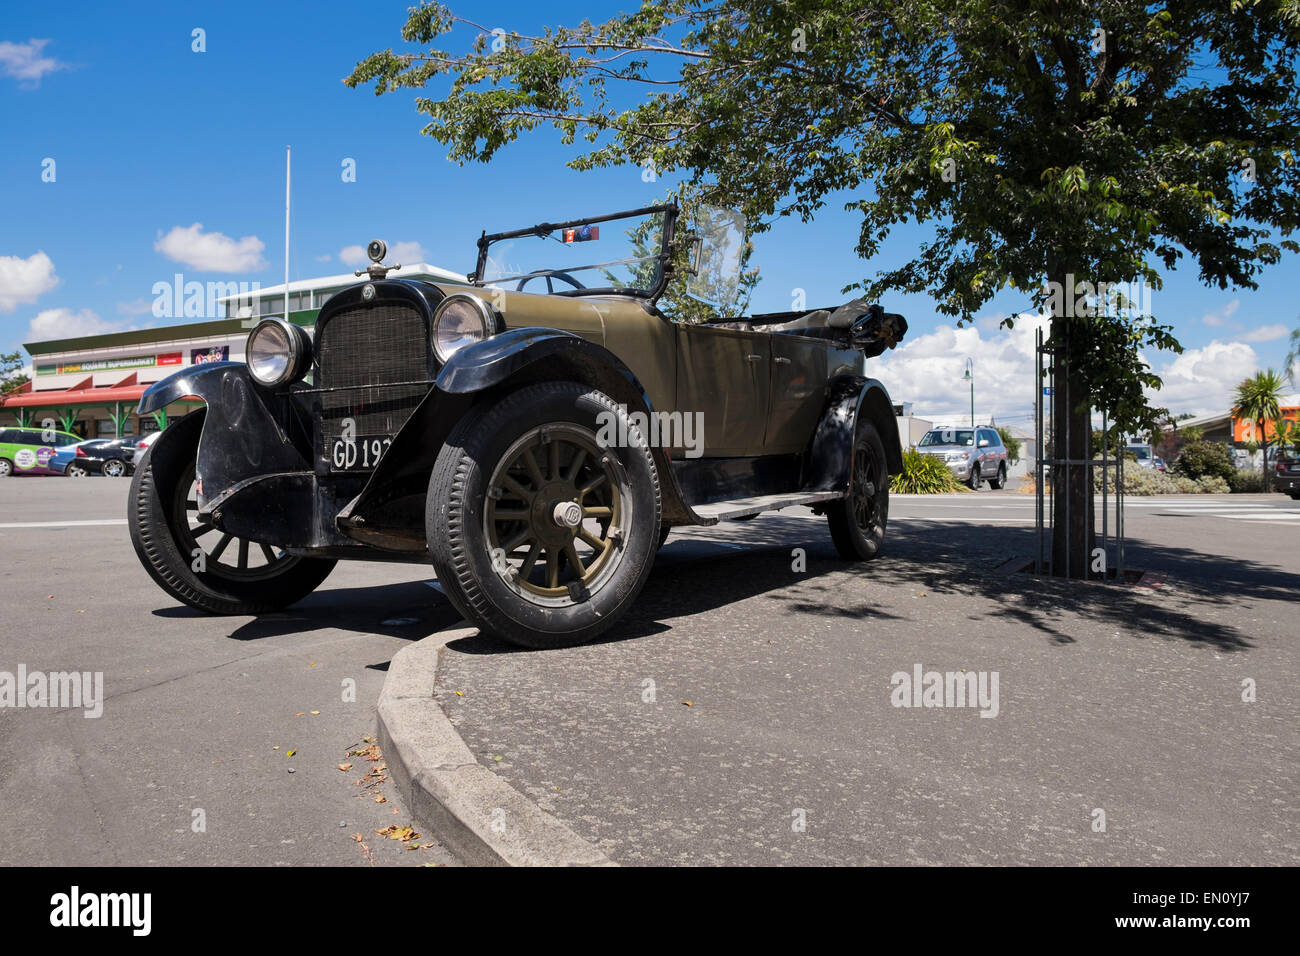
(432, 293, 497, 364)
(246, 316, 310, 387)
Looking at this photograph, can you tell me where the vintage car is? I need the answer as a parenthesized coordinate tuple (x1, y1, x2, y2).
(127, 205, 907, 648)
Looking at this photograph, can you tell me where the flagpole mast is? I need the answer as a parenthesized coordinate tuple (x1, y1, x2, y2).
(284, 145, 291, 320)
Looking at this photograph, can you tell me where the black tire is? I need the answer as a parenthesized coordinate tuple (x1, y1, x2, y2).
(827, 419, 890, 561)
(66, 462, 89, 477)
(103, 459, 126, 477)
(128, 410, 336, 614)
(657, 525, 671, 551)
(0, 458, 11, 477)
(989, 463, 1006, 489)
(427, 381, 661, 649)
(968, 462, 981, 490)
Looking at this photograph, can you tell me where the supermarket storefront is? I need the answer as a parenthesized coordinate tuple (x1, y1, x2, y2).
(1, 319, 246, 438)
(1, 263, 466, 439)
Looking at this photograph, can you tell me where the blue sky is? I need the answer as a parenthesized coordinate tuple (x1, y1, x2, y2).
(2, 0, 1296, 424)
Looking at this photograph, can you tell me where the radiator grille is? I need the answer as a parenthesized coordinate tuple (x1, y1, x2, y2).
(316, 302, 431, 450)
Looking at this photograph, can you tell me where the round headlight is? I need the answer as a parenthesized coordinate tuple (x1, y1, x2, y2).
(246, 317, 309, 387)
(433, 294, 495, 363)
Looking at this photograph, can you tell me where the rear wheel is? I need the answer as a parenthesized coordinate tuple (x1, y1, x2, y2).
(427, 381, 661, 649)
(103, 459, 126, 477)
(128, 410, 336, 614)
(827, 419, 889, 561)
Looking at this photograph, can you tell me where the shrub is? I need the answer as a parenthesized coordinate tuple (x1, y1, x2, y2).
(1228, 470, 1270, 493)
(892, 448, 968, 494)
(1195, 475, 1231, 494)
(1173, 440, 1236, 481)
(1122, 468, 1226, 495)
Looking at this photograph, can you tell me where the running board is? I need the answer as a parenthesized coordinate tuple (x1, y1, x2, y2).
(689, 490, 845, 525)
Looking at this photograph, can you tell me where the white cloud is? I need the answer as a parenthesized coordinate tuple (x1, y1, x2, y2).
(26, 308, 126, 343)
(339, 241, 427, 268)
(875, 313, 1271, 425)
(0, 39, 68, 87)
(1238, 323, 1288, 344)
(1142, 340, 1261, 418)
(155, 223, 266, 273)
(874, 313, 1048, 426)
(1201, 300, 1240, 328)
(0, 251, 59, 312)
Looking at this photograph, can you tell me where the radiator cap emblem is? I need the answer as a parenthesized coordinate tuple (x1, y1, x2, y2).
(362, 283, 376, 301)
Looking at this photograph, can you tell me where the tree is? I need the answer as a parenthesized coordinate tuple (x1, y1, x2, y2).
(1233, 369, 1287, 483)
(0, 351, 29, 397)
(347, 1, 1300, 577)
(995, 425, 1021, 462)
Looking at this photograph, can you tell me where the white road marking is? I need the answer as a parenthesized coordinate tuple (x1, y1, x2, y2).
(0, 519, 127, 528)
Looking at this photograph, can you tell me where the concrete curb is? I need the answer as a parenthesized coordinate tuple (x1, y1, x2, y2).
(377, 625, 615, 867)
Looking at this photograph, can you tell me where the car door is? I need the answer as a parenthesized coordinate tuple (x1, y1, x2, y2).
(765, 335, 862, 455)
(675, 324, 770, 456)
(979, 429, 999, 478)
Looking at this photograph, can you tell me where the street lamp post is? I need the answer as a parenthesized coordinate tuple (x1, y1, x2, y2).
(962, 358, 974, 426)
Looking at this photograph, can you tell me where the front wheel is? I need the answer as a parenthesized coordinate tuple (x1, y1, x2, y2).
(427, 382, 661, 649)
(0, 458, 13, 477)
(67, 462, 89, 477)
(827, 419, 889, 561)
(968, 462, 982, 490)
(128, 411, 336, 614)
(989, 463, 1006, 489)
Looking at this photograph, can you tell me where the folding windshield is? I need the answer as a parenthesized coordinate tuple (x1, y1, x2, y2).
(476, 206, 673, 298)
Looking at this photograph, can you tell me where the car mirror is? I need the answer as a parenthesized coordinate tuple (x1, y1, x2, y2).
(978, 439, 989, 447)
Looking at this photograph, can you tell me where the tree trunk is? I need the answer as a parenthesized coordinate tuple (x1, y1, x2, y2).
(1261, 421, 1269, 487)
(1049, 313, 1094, 578)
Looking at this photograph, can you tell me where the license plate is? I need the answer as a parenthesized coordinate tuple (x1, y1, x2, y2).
(329, 435, 392, 471)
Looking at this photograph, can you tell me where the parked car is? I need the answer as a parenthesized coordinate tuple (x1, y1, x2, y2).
(916, 426, 1008, 489)
(1126, 443, 1157, 469)
(52, 437, 139, 477)
(126, 204, 908, 648)
(1153, 456, 1168, 473)
(1275, 455, 1300, 499)
(0, 426, 83, 476)
(132, 429, 162, 469)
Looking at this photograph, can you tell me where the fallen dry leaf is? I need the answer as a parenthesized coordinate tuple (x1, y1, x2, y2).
(337, 763, 353, 772)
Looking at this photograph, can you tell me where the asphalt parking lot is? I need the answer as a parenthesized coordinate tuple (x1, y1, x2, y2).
(1, 477, 1296, 865)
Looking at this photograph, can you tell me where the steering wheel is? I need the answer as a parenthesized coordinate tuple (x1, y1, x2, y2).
(516, 271, 585, 293)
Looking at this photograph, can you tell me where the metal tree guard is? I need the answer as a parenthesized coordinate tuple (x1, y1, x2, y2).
(1035, 325, 1125, 579)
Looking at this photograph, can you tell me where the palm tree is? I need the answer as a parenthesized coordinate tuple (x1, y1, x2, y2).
(1233, 370, 1287, 485)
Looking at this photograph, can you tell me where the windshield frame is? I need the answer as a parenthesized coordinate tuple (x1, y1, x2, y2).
(473, 204, 678, 302)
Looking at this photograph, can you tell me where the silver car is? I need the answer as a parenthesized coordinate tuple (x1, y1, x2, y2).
(916, 426, 1009, 489)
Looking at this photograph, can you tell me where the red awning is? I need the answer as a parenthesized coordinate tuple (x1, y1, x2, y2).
(1, 383, 149, 408)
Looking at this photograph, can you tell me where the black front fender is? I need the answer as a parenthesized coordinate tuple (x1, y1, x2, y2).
(339, 327, 697, 536)
(806, 376, 903, 493)
(138, 362, 308, 507)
